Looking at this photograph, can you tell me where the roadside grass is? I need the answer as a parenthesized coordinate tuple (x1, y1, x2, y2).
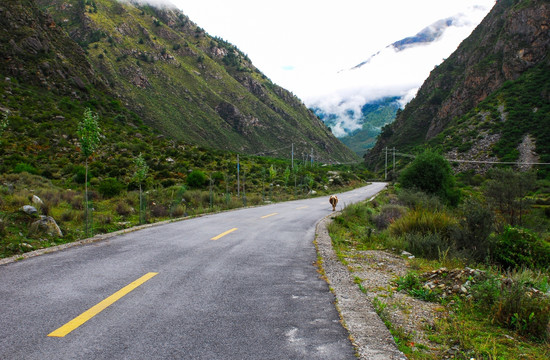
(1, 171, 367, 259)
(328, 185, 550, 359)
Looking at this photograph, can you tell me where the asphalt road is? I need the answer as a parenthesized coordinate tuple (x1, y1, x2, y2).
(0, 182, 387, 360)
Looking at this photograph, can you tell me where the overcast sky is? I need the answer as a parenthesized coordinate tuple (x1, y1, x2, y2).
(167, 0, 494, 105)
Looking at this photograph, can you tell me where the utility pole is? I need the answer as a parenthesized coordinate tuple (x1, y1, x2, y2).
(393, 147, 396, 180)
(237, 154, 240, 196)
(385, 147, 388, 180)
(291, 143, 294, 169)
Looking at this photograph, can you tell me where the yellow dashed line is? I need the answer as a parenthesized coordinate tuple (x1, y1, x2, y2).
(48, 272, 158, 338)
(211, 228, 238, 240)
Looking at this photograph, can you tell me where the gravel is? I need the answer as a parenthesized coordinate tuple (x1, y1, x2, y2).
(315, 214, 408, 360)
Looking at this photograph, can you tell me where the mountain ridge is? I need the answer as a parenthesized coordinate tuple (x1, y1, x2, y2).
(5, 0, 357, 163)
(364, 0, 550, 174)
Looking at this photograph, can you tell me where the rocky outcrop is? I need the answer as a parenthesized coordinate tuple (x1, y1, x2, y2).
(426, 0, 550, 139)
(215, 101, 260, 135)
(30, 215, 63, 237)
(366, 0, 550, 167)
(0, 0, 103, 96)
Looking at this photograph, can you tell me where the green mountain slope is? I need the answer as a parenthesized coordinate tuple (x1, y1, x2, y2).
(31, 0, 356, 163)
(365, 0, 550, 174)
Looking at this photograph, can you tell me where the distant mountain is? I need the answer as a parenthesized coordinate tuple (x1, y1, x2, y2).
(1, 0, 357, 163)
(352, 17, 457, 70)
(365, 0, 550, 176)
(310, 8, 491, 156)
(312, 97, 400, 157)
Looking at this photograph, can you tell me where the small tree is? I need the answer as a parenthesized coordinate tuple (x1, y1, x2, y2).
(399, 149, 459, 205)
(283, 167, 291, 188)
(77, 108, 101, 236)
(0, 112, 8, 143)
(133, 153, 149, 224)
(484, 168, 536, 226)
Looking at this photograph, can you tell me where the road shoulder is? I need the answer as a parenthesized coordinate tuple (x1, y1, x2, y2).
(315, 214, 407, 360)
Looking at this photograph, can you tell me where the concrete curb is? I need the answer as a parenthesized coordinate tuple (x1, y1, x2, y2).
(0, 215, 191, 266)
(314, 213, 407, 360)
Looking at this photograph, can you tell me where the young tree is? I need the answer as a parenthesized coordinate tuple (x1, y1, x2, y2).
(0, 111, 9, 146)
(77, 108, 101, 236)
(483, 168, 536, 226)
(133, 153, 149, 224)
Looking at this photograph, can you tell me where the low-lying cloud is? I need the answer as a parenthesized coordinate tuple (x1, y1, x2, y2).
(117, 0, 177, 8)
(303, 6, 492, 137)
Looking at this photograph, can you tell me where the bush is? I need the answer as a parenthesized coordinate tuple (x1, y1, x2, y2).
(451, 198, 494, 262)
(470, 275, 550, 340)
(399, 149, 460, 205)
(389, 209, 458, 239)
(372, 204, 407, 230)
(115, 201, 133, 216)
(13, 163, 38, 174)
(492, 280, 550, 340)
(484, 168, 536, 226)
(187, 170, 206, 188)
(98, 178, 125, 198)
(404, 232, 450, 260)
(490, 226, 550, 270)
(397, 188, 444, 211)
(150, 203, 168, 218)
(73, 166, 92, 184)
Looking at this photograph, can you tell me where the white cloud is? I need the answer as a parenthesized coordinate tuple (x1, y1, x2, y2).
(168, 0, 494, 136)
(118, 0, 177, 8)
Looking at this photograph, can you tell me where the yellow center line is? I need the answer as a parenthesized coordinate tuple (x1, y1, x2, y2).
(261, 213, 278, 219)
(211, 227, 238, 240)
(296, 206, 309, 210)
(48, 272, 158, 338)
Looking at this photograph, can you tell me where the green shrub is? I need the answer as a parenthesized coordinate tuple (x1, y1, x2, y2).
(470, 275, 501, 313)
(13, 163, 37, 174)
(98, 177, 125, 198)
(372, 204, 407, 230)
(490, 226, 550, 270)
(451, 198, 494, 262)
(389, 209, 458, 239)
(73, 166, 92, 184)
(492, 280, 550, 341)
(115, 201, 133, 216)
(396, 188, 444, 211)
(395, 272, 421, 291)
(399, 149, 460, 206)
(404, 232, 450, 260)
(187, 170, 206, 188)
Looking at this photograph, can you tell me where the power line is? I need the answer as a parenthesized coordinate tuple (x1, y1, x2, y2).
(389, 150, 550, 165)
(446, 159, 550, 165)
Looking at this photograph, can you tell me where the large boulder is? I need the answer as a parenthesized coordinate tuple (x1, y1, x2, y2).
(30, 215, 63, 237)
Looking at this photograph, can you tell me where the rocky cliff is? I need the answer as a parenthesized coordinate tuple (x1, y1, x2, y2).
(365, 0, 550, 171)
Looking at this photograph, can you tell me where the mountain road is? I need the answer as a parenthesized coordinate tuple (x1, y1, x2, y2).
(0, 182, 387, 359)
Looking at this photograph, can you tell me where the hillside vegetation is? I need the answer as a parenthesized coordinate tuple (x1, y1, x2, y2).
(0, 0, 366, 258)
(329, 153, 550, 358)
(366, 0, 550, 176)
(31, 0, 357, 163)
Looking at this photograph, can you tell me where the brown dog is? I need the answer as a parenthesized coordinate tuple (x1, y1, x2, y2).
(329, 195, 338, 211)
